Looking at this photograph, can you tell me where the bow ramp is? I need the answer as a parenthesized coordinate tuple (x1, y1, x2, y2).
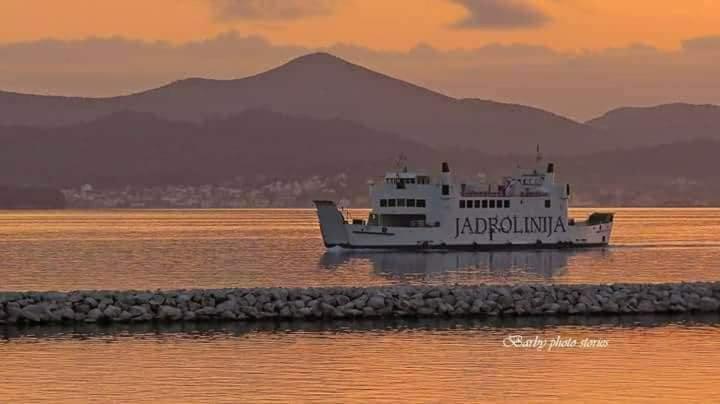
(314, 200, 350, 247)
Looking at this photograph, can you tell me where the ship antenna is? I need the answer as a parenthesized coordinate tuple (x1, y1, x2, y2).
(395, 153, 408, 172)
(535, 144, 543, 165)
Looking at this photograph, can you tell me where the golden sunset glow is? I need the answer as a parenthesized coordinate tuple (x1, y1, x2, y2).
(2, 0, 720, 51)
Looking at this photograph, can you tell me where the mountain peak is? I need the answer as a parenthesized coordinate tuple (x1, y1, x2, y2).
(286, 52, 349, 66)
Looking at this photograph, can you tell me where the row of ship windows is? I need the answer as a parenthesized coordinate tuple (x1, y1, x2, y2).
(385, 177, 431, 185)
(461, 199, 510, 209)
(379, 198, 427, 208)
(460, 199, 552, 208)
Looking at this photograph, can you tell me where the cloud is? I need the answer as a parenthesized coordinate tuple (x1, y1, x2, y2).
(2, 32, 720, 120)
(210, 0, 338, 21)
(449, 0, 550, 29)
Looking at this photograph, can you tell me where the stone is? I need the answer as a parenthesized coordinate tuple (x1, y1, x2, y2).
(158, 305, 182, 320)
(336, 295, 350, 306)
(699, 297, 720, 311)
(195, 306, 217, 317)
(221, 310, 237, 320)
(86, 308, 103, 322)
(103, 305, 122, 319)
(637, 300, 655, 313)
(217, 299, 239, 313)
(75, 303, 91, 314)
(129, 305, 148, 318)
(22, 304, 50, 322)
(4, 282, 720, 325)
(177, 294, 192, 303)
(498, 294, 514, 309)
(368, 295, 385, 310)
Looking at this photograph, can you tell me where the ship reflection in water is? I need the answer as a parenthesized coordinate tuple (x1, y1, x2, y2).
(319, 248, 612, 283)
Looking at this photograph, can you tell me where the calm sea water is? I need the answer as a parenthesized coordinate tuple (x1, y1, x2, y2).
(1, 208, 720, 291)
(2, 208, 720, 402)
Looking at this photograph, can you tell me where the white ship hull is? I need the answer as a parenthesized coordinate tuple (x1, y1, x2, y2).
(315, 201, 612, 250)
(315, 158, 614, 250)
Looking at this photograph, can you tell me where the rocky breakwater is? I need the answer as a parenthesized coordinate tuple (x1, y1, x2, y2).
(2, 282, 720, 325)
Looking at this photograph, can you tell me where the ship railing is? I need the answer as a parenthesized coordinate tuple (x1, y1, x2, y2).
(340, 207, 367, 226)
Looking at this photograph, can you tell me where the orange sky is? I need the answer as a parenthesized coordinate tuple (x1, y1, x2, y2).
(2, 0, 720, 51)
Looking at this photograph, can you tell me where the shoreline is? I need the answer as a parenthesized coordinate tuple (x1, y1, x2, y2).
(3, 282, 720, 325)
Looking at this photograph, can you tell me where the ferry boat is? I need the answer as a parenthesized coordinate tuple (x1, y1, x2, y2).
(314, 156, 613, 250)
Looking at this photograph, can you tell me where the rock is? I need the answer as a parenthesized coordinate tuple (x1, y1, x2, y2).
(177, 294, 192, 303)
(221, 310, 237, 320)
(699, 297, 720, 311)
(5, 282, 720, 324)
(216, 299, 239, 313)
(129, 305, 148, 318)
(158, 305, 182, 320)
(195, 307, 217, 318)
(149, 295, 165, 306)
(417, 307, 435, 316)
(103, 305, 122, 319)
(75, 303, 91, 314)
(498, 294, 514, 309)
(368, 295, 385, 310)
(670, 294, 686, 306)
(637, 300, 655, 313)
(118, 311, 133, 322)
(362, 306, 377, 316)
(544, 303, 560, 314)
(602, 301, 620, 313)
(336, 295, 350, 306)
(22, 304, 50, 322)
(85, 308, 103, 322)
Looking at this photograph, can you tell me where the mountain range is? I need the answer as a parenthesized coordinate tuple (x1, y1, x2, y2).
(1, 52, 719, 205)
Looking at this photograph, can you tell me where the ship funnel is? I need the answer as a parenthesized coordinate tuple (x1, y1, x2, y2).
(442, 162, 450, 173)
(547, 163, 554, 173)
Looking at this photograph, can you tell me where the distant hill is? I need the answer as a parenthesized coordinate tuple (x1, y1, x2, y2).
(0, 109, 439, 188)
(1, 109, 719, 205)
(0, 53, 597, 154)
(0, 186, 65, 209)
(586, 103, 720, 148)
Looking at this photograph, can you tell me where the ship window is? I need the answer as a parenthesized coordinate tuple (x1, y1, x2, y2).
(389, 199, 396, 207)
(416, 199, 426, 208)
(397, 198, 406, 207)
(442, 184, 449, 195)
(459, 200, 466, 208)
(474, 200, 481, 208)
(504, 200, 510, 208)
(407, 199, 416, 207)
(489, 200, 495, 208)
(497, 200, 503, 209)
(545, 200, 551, 208)
(380, 199, 387, 207)
(482, 200, 488, 208)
